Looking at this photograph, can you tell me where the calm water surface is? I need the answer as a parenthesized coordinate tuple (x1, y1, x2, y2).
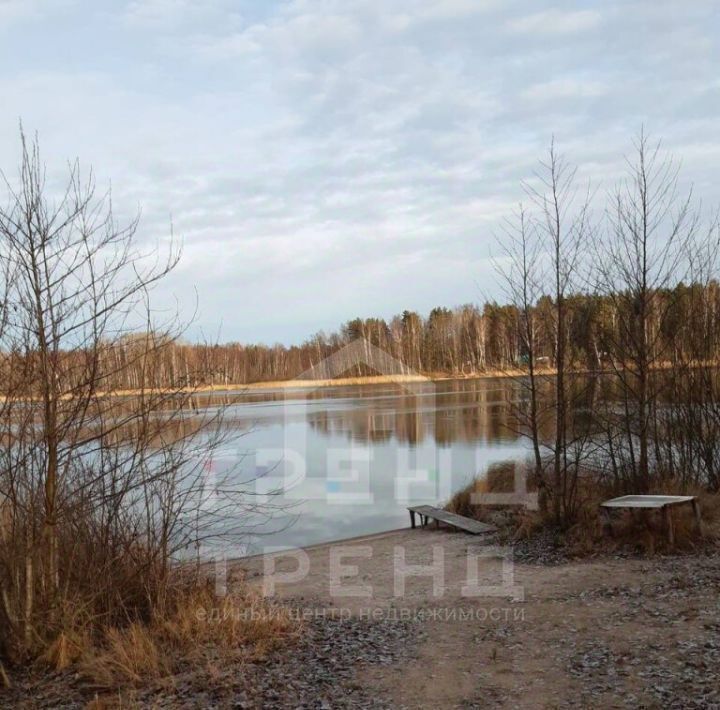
(197, 378, 530, 554)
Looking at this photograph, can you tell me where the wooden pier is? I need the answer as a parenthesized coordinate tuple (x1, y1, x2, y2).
(407, 505, 497, 535)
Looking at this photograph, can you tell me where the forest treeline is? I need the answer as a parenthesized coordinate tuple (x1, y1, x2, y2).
(87, 281, 720, 390)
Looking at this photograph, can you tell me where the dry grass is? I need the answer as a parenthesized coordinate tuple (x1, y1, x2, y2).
(1, 483, 298, 693)
(157, 583, 296, 655)
(446, 461, 523, 520)
(86, 624, 170, 687)
(41, 631, 89, 672)
(79, 580, 298, 689)
(0, 662, 10, 689)
(22, 577, 300, 691)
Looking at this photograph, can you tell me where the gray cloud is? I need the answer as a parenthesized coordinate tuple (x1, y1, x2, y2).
(506, 9, 601, 35)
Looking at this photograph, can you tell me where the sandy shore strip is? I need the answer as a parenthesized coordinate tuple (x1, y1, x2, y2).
(93, 370, 537, 399)
(58, 359, 719, 400)
(233, 528, 720, 708)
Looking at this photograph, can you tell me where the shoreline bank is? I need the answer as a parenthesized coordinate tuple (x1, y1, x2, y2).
(25, 359, 719, 401)
(100, 368, 557, 399)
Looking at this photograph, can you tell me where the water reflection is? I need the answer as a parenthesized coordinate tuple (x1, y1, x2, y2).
(185, 378, 533, 554)
(190, 378, 528, 445)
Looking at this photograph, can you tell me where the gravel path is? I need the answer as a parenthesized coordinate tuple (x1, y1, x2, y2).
(142, 613, 424, 709)
(552, 553, 720, 708)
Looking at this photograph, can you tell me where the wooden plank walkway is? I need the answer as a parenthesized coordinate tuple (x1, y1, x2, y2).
(407, 505, 497, 535)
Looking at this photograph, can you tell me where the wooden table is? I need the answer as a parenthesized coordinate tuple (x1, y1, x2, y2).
(600, 495, 703, 545)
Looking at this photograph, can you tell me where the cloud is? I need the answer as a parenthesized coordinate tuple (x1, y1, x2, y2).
(521, 78, 608, 101)
(387, 0, 501, 27)
(507, 9, 601, 35)
(122, 0, 242, 31)
(0, 0, 71, 28)
(123, 0, 192, 27)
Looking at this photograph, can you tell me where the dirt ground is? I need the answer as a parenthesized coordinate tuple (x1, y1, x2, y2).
(5, 528, 718, 708)
(240, 528, 720, 709)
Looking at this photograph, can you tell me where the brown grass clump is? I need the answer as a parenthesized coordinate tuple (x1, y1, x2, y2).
(41, 631, 89, 672)
(446, 461, 530, 521)
(158, 583, 295, 654)
(79, 584, 298, 688)
(79, 577, 298, 689)
(445, 480, 476, 519)
(85, 624, 169, 687)
(511, 510, 546, 541)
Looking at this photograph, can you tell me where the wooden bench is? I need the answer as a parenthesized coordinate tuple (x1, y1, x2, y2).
(407, 505, 497, 535)
(600, 495, 703, 545)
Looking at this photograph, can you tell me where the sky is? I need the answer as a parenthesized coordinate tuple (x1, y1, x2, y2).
(0, 0, 719, 344)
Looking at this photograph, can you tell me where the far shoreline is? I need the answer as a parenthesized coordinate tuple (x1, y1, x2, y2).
(103, 368, 556, 399)
(91, 359, 718, 399)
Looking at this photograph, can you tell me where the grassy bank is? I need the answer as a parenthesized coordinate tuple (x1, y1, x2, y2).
(446, 461, 720, 555)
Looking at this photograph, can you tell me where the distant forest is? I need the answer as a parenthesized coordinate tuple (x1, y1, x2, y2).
(101, 281, 720, 389)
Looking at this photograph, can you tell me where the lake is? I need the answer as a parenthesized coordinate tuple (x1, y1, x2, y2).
(195, 377, 530, 555)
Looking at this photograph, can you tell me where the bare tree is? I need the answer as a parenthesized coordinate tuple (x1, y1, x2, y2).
(524, 141, 593, 525)
(0, 132, 272, 661)
(494, 204, 548, 507)
(593, 130, 701, 492)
